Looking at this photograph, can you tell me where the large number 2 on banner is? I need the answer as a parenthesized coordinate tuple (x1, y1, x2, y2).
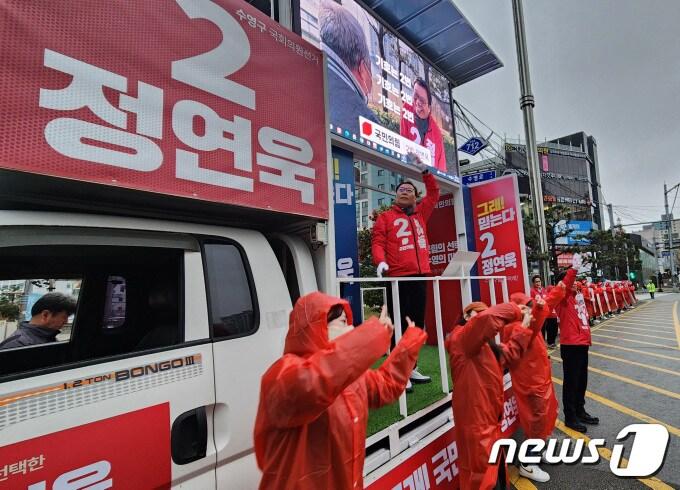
(480, 232, 496, 258)
(172, 0, 256, 109)
(394, 218, 412, 246)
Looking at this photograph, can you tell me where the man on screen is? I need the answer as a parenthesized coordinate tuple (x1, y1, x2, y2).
(318, 1, 378, 136)
(400, 78, 447, 172)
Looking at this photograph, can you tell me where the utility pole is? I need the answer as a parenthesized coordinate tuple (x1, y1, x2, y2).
(606, 203, 618, 278)
(663, 182, 679, 290)
(511, 0, 550, 285)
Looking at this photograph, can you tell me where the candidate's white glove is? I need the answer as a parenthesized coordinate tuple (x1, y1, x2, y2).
(377, 262, 390, 278)
(571, 253, 583, 270)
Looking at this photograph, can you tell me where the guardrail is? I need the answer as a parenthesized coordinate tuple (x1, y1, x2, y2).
(336, 275, 509, 419)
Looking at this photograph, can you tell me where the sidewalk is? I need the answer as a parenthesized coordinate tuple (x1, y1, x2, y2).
(634, 290, 677, 300)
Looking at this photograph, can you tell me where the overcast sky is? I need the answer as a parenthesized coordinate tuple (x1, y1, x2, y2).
(450, 0, 680, 230)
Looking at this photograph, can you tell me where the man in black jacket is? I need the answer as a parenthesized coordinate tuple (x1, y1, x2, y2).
(0, 292, 77, 349)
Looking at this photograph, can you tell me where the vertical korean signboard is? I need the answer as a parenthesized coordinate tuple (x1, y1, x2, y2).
(332, 148, 361, 322)
(0, 0, 328, 218)
(424, 194, 462, 344)
(469, 174, 529, 304)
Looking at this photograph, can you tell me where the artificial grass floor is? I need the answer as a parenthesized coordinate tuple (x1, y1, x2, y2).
(367, 344, 453, 436)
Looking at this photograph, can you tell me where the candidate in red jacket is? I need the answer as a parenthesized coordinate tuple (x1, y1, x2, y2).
(446, 301, 532, 490)
(554, 255, 598, 433)
(254, 292, 427, 490)
(400, 78, 447, 172)
(372, 159, 439, 385)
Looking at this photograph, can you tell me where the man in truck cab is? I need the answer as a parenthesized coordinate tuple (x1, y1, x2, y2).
(0, 292, 77, 350)
(371, 155, 439, 389)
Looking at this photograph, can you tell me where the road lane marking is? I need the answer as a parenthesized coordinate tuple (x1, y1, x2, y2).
(592, 333, 680, 350)
(605, 324, 676, 334)
(551, 377, 680, 437)
(673, 301, 680, 349)
(551, 357, 680, 400)
(591, 341, 680, 361)
(553, 420, 674, 490)
(595, 329, 678, 341)
(587, 351, 680, 376)
(607, 319, 675, 327)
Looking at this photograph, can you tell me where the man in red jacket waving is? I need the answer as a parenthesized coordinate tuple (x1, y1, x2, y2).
(555, 253, 599, 433)
(372, 154, 439, 387)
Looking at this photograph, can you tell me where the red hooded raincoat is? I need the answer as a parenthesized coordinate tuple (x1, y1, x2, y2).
(254, 292, 427, 489)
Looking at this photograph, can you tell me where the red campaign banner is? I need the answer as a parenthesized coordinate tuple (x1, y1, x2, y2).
(425, 194, 462, 345)
(469, 175, 529, 305)
(0, 404, 171, 488)
(365, 388, 519, 490)
(0, 0, 328, 218)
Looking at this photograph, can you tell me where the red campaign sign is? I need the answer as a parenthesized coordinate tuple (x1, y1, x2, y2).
(469, 175, 529, 305)
(366, 389, 518, 490)
(425, 194, 462, 345)
(0, 404, 171, 488)
(0, 0, 328, 218)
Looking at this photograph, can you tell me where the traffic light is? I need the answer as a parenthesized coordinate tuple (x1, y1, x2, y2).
(629, 271, 637, 280)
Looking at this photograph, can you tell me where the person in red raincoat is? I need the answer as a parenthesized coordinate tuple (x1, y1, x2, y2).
(628, 281, 637, 304)
(595, 282, 610, 317)
(254, 292, 427, 490)
(555, 255, 597, 433)
(446, 301, 533, 490)
(613, 282, 627, 309)
(605, 282, 619, 313)
(581, 282, 596, 324)
(503, 269, 574, 482)
(530, 274, 558, 347)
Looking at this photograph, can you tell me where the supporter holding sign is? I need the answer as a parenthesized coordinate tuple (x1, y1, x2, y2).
(555, 254, 599, 433)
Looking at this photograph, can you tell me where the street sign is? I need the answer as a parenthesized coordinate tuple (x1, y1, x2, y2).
(462, 170, 496, 185)
(458, 136, 488, 156)
(662, 251, 671, 257)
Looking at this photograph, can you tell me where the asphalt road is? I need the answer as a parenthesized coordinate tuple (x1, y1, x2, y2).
(509, 293, 680, 489)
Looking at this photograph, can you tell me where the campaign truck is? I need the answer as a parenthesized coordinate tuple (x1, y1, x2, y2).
(0, 1, 528, 488)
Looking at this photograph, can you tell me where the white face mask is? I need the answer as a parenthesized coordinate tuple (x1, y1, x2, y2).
(327, 310, 354, 341)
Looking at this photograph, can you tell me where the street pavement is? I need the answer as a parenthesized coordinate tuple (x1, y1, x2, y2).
(509, 293, 680, 489)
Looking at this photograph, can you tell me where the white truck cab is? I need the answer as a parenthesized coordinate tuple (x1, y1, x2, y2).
(0, 208, 321, 488)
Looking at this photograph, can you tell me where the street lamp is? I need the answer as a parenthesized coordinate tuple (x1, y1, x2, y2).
(511, 0, 550, 286)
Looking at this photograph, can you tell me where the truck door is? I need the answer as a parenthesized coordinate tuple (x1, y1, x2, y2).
(0, 227, 217, 489)
(203, 230, 300, 487)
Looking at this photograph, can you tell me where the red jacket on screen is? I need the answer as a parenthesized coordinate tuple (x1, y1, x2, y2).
(400, 103, 447, 172)
(372, 172, 440, 276)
